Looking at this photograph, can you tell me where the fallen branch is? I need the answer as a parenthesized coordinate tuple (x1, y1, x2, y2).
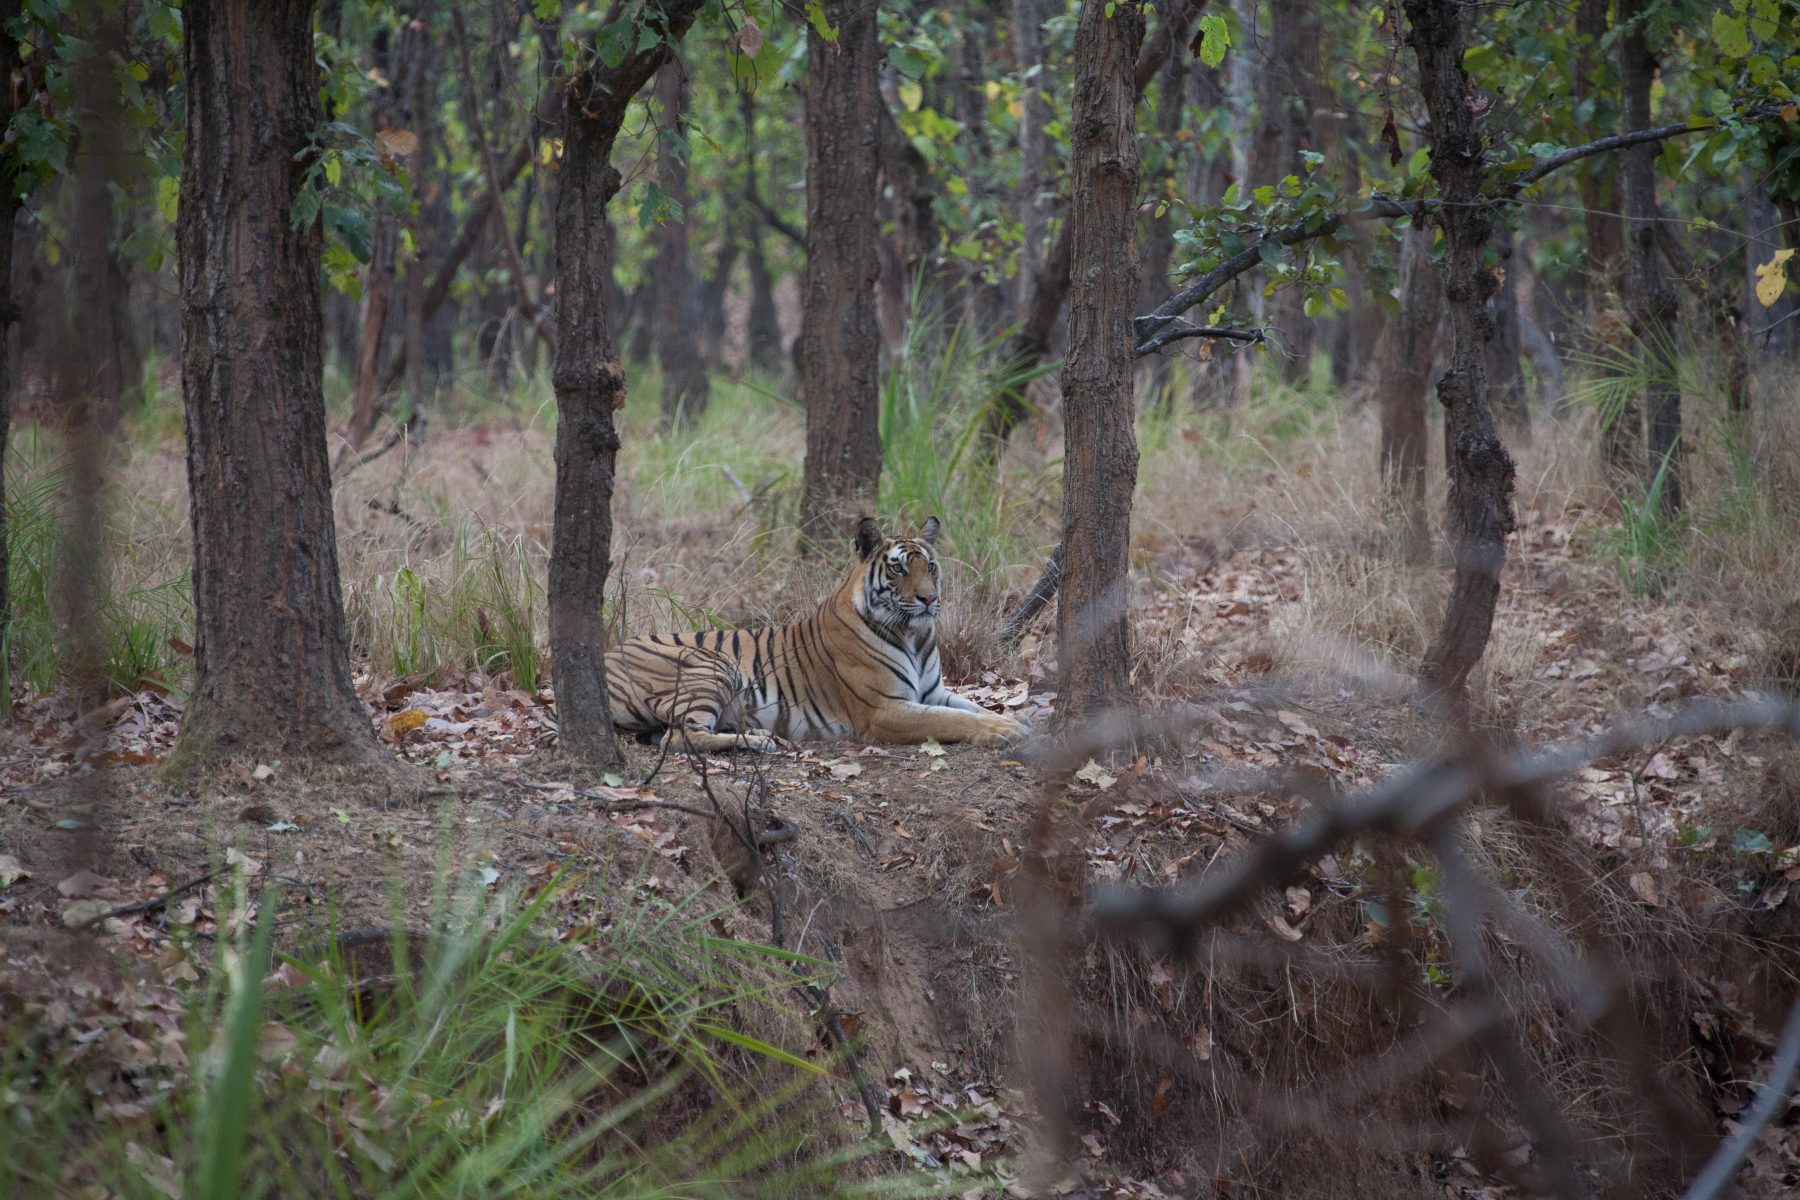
(75, 869, 225, 930)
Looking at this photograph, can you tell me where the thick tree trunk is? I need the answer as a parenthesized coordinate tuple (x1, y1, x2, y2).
(1485, 223, 1528, 432)
(175, 0, 381, 766)
(1406, 0, 1517, 698)
(1376, 223, 1438, 559)
(548, 0, 704, 766)
(1619, 3, 1682, 514)
(1055, 0, 1145, 734)
(798, 0, 883, 547)
(654, 60, 706, 429)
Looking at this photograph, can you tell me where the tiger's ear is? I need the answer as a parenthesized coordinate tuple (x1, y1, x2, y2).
(854, 517, 883, 561)
(919, 515, 942, 545)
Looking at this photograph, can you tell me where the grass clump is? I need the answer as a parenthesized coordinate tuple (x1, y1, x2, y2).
(0, 869, 873, 1199)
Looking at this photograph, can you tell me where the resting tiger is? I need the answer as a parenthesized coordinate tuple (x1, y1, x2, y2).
(604, 517, 1031, 752)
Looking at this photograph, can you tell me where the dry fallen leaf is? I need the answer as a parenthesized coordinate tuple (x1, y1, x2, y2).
(0, 854, 29, 887)
(1627, 872, 1661, 906)
(1267, 913, 1305, 942)
(374, 127, 420, 160)
(383, 709, 428, 741)
(57, 869, 114, 898)
(1073, 760, 1117, 789)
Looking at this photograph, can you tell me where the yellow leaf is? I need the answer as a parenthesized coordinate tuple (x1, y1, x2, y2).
(1754, 247, 1795, 308)
(382, 708, 428, 740)
(897, 79, 923, 113)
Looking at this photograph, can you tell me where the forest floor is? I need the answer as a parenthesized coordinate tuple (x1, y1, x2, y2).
(4, 379, 1800, 1196)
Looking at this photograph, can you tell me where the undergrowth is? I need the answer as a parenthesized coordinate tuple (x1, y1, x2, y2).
(0, 867, 885, 1198)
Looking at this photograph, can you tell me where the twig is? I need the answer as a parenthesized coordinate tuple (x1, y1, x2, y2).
(717, 463, 753, 505)
(839, 805, 878, 859)
(1680, 991, 1800, 1200)
(75, 869, 225, 930)
(1133, 321, 1268, 357)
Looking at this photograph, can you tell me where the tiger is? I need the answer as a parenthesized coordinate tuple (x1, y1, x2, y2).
(604, 516, 1031, 752)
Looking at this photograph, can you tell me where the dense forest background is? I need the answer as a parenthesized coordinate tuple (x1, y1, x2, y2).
(5, 1, 1800, 1197)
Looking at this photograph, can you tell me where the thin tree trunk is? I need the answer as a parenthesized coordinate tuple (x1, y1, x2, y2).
(979, 1, 1200, 459)
(798, 0, 883, 547)
(1406, 0, 1518, 698)
(1619, 2, 1682, 514)
(1485, 222, 1528, 432)
(653, 60, 706, 428)
(1013, 0, 1052, 290)
(70, 1, 137, 429)
(549, 0, 704, 766)
(739, 85, 785, 375)
(1055, 0, 1145, 734)
(0, 0, 21, 715)
(175, 0, 381, 767)
(1376, 223, 1438, 559)
(1575, 0, 1624, 308)
(1745, 167, 1800, 364)
(1247, 0, 1324, 378)
(1138, 42, 1188, 413)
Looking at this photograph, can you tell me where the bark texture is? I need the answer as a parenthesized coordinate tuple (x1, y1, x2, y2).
(70, 0, 138, 429)
(176, 0, 380, 764)
(1055, 0, 1146, 733)
(798, 0, 883, 546)
(653, 59, 705, 428)
(1620, 4, 1682, 514)
(1376, 223, 1439, 558)
(0, 0, 20, 713)
(1406, 0, 1517, 698)
(549, 0, 704, 765)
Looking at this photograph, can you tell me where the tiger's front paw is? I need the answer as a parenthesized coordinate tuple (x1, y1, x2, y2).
(971, 714, 1033, 748)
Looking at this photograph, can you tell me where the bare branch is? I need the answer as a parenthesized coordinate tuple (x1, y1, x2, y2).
(1089, 696, 1800, 947)
(1513, 102, 1788, 192)
(1133, 320, 1267, 356)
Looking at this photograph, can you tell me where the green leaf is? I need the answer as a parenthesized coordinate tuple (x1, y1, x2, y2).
(1731, 828, 1775, 854)
(805, 0, 837, 41)
(157, 175, 180, 224)
(1712, 11, 1751, 59)
(323, 152, 342, 188)
(1196, 13, 1230, 68)
(323, 202, 372, 262)
(694, 1022, 832, 1076)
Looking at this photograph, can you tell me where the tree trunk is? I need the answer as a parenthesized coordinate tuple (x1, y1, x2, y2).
(70, 1, 138, 430)
(1574, 0, 1624, 308)
(1406, 0, 1517, 698)
(1138, 42, 1188, 413)
(1376, 223, 1438, 559)
(1013, 0, 1052, 290)
(175, 0, 381, 766)
(0, 0, 20, 714)
(979, 2, 1200, 459)
(343, 16, 418, 453)
(1247, 0, 1324, 378)
(1485, 222, 1528, 432)
(654, 59, 706, 429)
(1619, 2, 1682, 515)
(739, 87, 786, 375)
(798, 0, 883, 547)
(1055, 0, 1145, 734)
(1745, 166, 1800, 364)
(549, 0, 704, 766)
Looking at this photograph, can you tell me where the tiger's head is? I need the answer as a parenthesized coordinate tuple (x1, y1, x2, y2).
(853, 516, 943, 628)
